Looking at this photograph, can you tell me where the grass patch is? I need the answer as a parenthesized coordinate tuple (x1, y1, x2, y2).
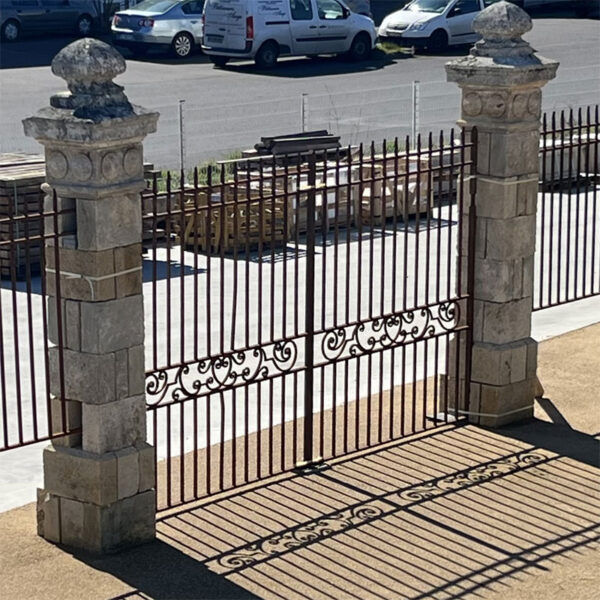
(376, 41, 413, 55)
(153, 150, 244, 191)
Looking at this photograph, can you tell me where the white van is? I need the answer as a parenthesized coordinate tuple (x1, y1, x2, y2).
(201, 0, 377, 68)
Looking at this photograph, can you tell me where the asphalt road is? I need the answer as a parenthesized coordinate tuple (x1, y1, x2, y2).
(0, 15, 598, 169)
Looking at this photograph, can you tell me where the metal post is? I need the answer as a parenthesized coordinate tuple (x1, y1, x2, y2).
(300, 153, 316, 467)
(301, 93, 308, 133)
(412, 81, 420, 143)
(178, 99, 186, 172)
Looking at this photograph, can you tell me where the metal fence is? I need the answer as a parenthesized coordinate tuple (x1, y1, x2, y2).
(535, 106, 600, 311)
(0, 186, 73, 452)
(142, 130, 477, 510)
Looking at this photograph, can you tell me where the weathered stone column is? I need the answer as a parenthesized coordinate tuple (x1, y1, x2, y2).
(23, 39, 158, 553)
(445, 2, 557, 427)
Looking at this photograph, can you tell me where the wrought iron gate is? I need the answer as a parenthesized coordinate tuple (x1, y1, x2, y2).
(143, 129, 478, 511)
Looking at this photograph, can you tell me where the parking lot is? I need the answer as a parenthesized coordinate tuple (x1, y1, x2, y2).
(0, 12, 598, 169)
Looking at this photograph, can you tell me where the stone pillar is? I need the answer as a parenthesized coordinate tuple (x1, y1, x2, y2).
(23, 39, 159, 553)
(445, 2, 557, 427)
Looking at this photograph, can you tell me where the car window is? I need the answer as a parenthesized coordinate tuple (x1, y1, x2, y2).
(11, 0, 40, 6)
(451, 0, 479, 13)
(132, 0, 178, 11)
(181, 0, 203, 13)
(405, 0, 450, 13)
(316, 0, 345, 19)
(40, 0, 68, 7)
(290, 0, 313, 20)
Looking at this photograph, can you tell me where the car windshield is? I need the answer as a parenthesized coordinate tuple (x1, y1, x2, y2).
(404, 0, 450, 13)
(130, 0, 179, 12)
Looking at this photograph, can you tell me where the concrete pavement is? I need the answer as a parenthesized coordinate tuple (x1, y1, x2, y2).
(0, 321, 599, 599)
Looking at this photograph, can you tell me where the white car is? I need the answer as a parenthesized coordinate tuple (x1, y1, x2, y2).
(378, 0, 489, 52)
(202, 0, 377, 68)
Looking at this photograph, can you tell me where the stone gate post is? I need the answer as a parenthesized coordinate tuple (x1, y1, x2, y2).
(23, 39, 158, 553)
(445, 2, 557, 427)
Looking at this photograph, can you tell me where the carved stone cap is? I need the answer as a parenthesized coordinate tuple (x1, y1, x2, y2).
(446, 0, 558, 87)
(50, 38, 133, 122)
(473, 0, 532, 42)
(23, 38, 158, 143)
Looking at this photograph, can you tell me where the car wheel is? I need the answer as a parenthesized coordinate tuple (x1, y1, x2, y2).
(427, 29, 448, 53)
(348, 32, 371, 61)
(76, 14, 93, 36)
(255, 41, 279, 69)
(209, 55, 229, 67)
(171, 32, 194, 58)
(1, 19, 20, 42)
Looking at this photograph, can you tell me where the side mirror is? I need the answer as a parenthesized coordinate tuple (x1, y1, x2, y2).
(450, 6, 462, 15)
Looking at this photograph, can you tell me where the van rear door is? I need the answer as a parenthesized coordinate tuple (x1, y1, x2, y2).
(204, 0, 247, 51)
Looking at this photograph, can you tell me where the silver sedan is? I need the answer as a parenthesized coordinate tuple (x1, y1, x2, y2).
(111, 0, 204, 58)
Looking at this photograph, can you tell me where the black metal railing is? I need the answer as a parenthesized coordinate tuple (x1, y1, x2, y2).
(0, 188, 74, 452)
(143, 130, 478, 511)
(535, 106, 600, 311)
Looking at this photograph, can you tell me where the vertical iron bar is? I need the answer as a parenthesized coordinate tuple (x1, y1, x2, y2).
(303, 154, 316, 464)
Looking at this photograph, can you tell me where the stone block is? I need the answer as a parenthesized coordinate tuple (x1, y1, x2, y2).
(478, 377, 536, 427)
(128, 344, 146, 397)
(45, 246, 117, 302)
(481, 297, 532, 345)
(471, 176, 518, 219)
(118, 490, 156, 548)
(473, 300, 485, 342)
(116, 446, 139, 499)
(49, 347, 116, 403)
(114, 244, 143, 298)
(82, 395, 146, 454)
(60, 497, 85, 549)
(474, 257, 518, 303)
(80, 295, 144, 354)
(459, 215, 487, 259)
(485, 215, 536, 260)
(115, 349, 129, 399)
(525, 336, 538, 379)
(471, 340, 528, 386)
(489, 129, 540, 178)
(116, 270, 143, 298)
(77, 193, 142, 251)
(114, 244, 142, 272)
(43, 193, 76, 237)
(136, 441, 155, 493)
(50, 397, 82, 448)
(37, 488, 61, 543)
(43, 445, 118, 505)
(476, 130, 492, 176)
(516, 180, 538, 216)
(48, 297, 81, 351)
(522, 255, 534, 298)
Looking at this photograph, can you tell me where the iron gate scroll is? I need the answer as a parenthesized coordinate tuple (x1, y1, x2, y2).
(143, 130, 478, 511)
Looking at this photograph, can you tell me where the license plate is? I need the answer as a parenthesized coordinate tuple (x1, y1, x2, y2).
(207, 34, 224, 43)
(117, 33, 134, 41)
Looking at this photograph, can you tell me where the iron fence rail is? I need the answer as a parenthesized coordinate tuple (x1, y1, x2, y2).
(535, 106, 600, 311)
(0, 190, 73, 452)
(143, 130, 477, 510)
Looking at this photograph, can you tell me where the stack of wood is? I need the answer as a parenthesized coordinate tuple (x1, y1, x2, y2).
(0, 154, 46, 278)
(355, 153, 433, 226)
(243, 130, 343, 166)
(176, 180, 293, 253)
